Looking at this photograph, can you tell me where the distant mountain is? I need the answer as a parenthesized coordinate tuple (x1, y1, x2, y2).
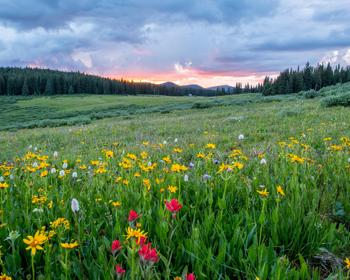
(160, 82, 180, 87)
(206, 85, 235, 91)
(160, 82, 235, 91)
(181, 84, 203, 89)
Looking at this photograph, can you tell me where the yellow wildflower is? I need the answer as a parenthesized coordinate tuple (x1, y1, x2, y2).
(23, 231, 47, 255)
(168, 186, 178, 193)
(277, 186, 285, 196)
(61, 241, 79, 249)
(257, 189, 269, 197)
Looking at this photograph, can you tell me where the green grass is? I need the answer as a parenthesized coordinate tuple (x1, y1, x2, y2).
(16, 95, 214, 112)
(0, 97, 350, 279)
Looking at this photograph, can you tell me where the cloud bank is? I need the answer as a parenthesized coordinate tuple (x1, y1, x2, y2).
(0, 0, 349, 87)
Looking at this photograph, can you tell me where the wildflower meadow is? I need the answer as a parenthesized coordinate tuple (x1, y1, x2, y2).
(0, 97, 350, 279)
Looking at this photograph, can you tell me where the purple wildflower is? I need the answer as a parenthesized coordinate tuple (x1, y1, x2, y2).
(203, 174, 211, 179)
(189, 162, 194, 167)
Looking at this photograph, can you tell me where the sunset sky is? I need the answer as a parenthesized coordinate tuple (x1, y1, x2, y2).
(1, 0, 350, 87)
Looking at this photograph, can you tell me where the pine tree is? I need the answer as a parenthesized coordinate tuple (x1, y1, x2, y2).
(262, 82, 272, 96)
(325, 62, 333, 87)
(284, 80, 290, 94)
(45, 81, 53, 95)
(68, 85, 74, 95)
(303, 62, 312, 90)
(22, 79, 29, 96)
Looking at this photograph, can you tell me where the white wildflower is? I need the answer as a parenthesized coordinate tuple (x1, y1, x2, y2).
(260, 158, 267, 164)
(33, 208, 43, 213)
(53, 151, 58, 157)
(72, 172, 78, 178)
(50, 168, 56, 174)
(0, 176, 3, 182)
(174, 138, 178, 143)
(238, 134, 244, 140)
(63, 162, 68, 169)
(28, 145, 32, 149)
(59, 170, 65, 177)
(184, 175, 188, 182)
(71, 199, 79, 213)
(163, 141, 167, 145)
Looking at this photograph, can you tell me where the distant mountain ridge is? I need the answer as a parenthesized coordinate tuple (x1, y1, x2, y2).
(160, 82, 234, 91)
(206, 85, 235, 91)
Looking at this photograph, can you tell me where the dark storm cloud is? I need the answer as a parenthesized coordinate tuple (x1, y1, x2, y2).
(0, 0, 350, 86)
(0, 0, 278, 31)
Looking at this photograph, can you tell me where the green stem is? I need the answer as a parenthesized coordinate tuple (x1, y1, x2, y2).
(32, 253, 35, 280)
(74, 212, 86, 280)
(259, 200, 266, 246)
(131, 250, 134, 280)
(65, 250, 68, 280)
(165, 217, 175, 279)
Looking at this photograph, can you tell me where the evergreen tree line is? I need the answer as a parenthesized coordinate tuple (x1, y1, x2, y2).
(262, 62, 350, 96)
(0, 67, 226, 97)
(0, 67, 266, 98)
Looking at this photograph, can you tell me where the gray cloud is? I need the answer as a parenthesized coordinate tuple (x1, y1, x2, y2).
(0, 0, 349, 86)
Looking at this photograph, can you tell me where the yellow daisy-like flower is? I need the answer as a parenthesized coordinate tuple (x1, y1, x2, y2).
(174, 148, 182, 153)
(23, 231, 48, 255)
(0, 182, 9, 189)
(48, 201, 53, 208)
(168, 186, 178, 193)
(142, 142, 149, 146)
(206, 143, 216, 149)
(124, 227, 147, 242)
(61, 241, 79, 249)
(115, 177, 122, 183)
(345, 257, 350, 269)
(276, 186, 285, 196)
(174, 277, 182, 280)
(113, 201, 121, 207)
(134, 173, 141, 178)
(0, 273, 12, 280)
(257, 189, 269, 197)
(123, 180, 129, 185)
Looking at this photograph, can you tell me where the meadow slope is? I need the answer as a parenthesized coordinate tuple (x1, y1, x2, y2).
(0, 97, 350, 279)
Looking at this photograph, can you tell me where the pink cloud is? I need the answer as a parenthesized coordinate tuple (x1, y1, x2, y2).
(133, 49, 155, 56)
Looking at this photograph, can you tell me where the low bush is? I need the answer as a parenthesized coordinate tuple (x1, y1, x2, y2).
(320, 92, 350, 107)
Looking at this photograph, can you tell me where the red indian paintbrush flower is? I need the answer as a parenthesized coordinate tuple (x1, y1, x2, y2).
(115, 263, 125, 277)
(186, 273, 196, 280)
(128, 209, 140, 222)
(165, 199, 182, 218)
(145, 248, 160, 263)
(136, 236, 152, 247)
(139, 245, 150, 261)
(109, 240, 122, 254)
(139, 245, 160, 264)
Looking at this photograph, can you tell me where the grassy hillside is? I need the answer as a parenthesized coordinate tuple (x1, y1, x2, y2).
(15, 95, 213, 112)
(0, 95, 350, 279)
